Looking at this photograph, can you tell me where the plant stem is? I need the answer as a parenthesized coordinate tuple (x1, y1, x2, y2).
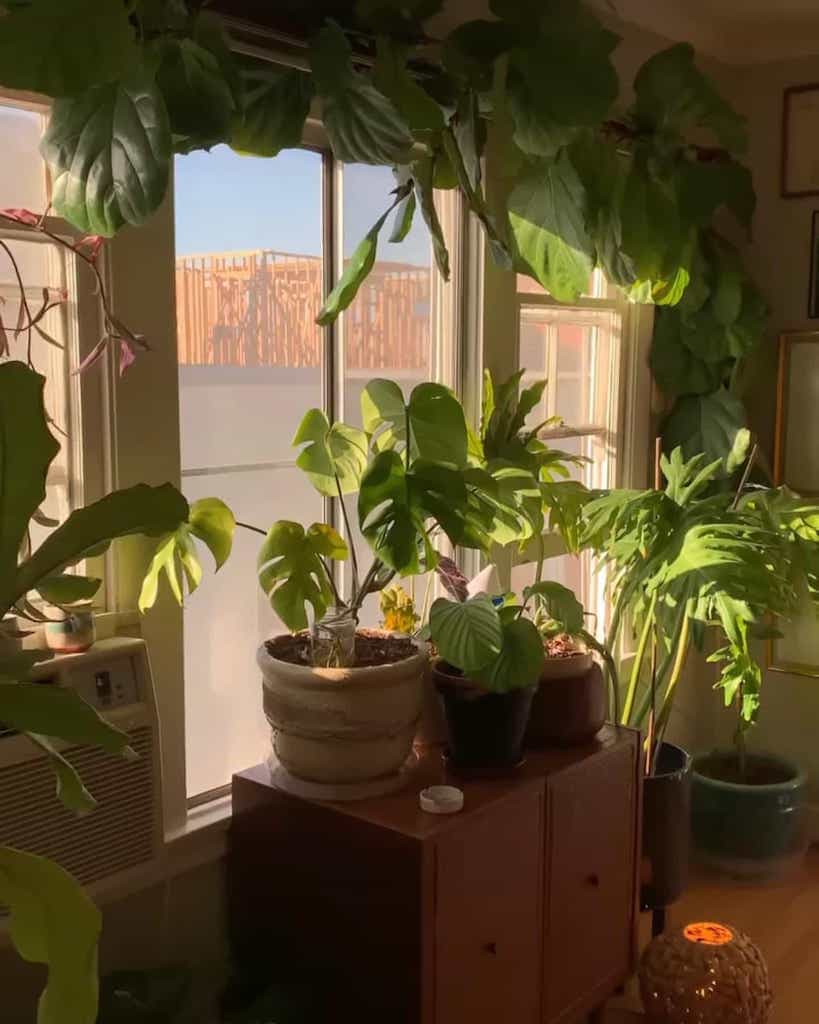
(735, 686, 748, 780)
(235, 520, 267, 537)
(335, 475, 360, 599)
(318, 556, 345, 609)
(629, 603, 687, 727)
(621, 592, 657, 725)
(580, 628, 620, 723)
(653, 609, 692, 742)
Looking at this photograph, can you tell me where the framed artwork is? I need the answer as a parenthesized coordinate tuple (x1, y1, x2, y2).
(781, 85, 819, 198)
(770, 331, 819, 675)
(810, 212, 819, 318)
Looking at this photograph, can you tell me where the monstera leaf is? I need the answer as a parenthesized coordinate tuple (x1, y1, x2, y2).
(257, 521, 348, 631)
(358, 451, 432, 574)
(293, 409, 369, 496)
(137, 497, 236, 612)
(0, 846, 102, 1024)
(41, 72, 172, 236)
(508, 153, 594, 303)
(0, 0, 137, 97)
(231, 65, 314, 157)
(310, 22, 412, 165)
(361, 379, 468, 467)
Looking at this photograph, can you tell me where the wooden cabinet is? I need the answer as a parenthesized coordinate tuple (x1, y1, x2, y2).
(229, 726, 640, 1024)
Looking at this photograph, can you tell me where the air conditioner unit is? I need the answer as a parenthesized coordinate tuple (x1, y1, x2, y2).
(0, 637, 163, 903)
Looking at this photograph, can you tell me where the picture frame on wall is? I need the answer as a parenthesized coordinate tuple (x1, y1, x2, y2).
(782, 84, 819, 198)
(810, 212, 819, 318)
(770, 330, 819, 676)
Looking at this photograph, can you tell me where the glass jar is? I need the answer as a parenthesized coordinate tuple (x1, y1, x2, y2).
(311, 606, 356, 667)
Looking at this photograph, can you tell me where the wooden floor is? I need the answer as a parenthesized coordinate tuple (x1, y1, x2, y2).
(605, 847, 819, 1022)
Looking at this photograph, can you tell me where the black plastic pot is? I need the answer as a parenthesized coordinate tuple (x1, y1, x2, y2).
(433, 661, 535, 777)
(641, 741, 692, 914)
(691, 750, 807, 877)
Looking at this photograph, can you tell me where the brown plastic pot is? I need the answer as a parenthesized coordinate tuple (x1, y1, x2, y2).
(525, 654, 606, 747)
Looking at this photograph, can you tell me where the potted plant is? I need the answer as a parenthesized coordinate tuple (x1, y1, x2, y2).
(428, 592, 543, 776)
(253, 378, 511, 789)
(571, 442, 819, 895)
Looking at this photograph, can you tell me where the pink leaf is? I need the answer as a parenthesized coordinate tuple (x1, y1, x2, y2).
(74, 336, 108, 374)
(75, 234, 104, 261)
(119, 338, 137, 376)
(0, 208, 40, 226)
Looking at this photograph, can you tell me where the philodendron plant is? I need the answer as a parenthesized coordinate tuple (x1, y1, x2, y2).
(254, 372, 579, 667)
(573, 442, 819, 772)
(0, 360, 234, 1024)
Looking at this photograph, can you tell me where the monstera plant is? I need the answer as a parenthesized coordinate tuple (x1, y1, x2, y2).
(0, 0, 764, 465)
(0, 360, 233, 1024)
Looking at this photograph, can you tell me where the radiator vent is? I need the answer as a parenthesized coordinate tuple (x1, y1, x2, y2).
(0, 725, 156, 886)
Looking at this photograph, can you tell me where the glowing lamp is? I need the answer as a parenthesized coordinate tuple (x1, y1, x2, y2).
(639, 921, 772, 1023)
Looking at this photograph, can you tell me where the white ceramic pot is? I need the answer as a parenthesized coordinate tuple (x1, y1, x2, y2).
(257, 638, 427, 784)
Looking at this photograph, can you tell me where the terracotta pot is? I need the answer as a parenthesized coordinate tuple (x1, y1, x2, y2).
(526, 655, 606, 746)
(257, 637, 427, 785)
(433, 661, 535, 777)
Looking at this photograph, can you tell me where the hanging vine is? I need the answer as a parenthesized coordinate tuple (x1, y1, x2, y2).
(0, 0, 766, 465)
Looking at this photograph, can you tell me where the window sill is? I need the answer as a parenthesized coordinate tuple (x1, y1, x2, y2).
(163, 793, 232, 878)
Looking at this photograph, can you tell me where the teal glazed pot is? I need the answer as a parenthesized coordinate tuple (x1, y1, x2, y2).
(691, 750, 807, 876)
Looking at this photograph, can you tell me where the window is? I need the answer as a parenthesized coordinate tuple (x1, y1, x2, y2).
(174, 142, 459, 801)
(0, 100, 106, 570)
(511, 269, 648, 636)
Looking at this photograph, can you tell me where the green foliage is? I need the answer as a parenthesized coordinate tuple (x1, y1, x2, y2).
(661, 390, 749, 472)
(361, 379, 468, 466)
(0, 0, 137, 97)
(138, 497, 236, 612)
(429, 595, 543, 692)
(41, 72, 172, 236)
(524, 580, 584, 634)
(257, 521, 348, 631)
(293, 409, 369, 496)
(230, 65, 314, 158)
(0, 847, 102, 1024)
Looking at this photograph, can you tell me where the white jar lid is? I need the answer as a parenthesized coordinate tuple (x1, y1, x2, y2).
(419, 785, 464, 814)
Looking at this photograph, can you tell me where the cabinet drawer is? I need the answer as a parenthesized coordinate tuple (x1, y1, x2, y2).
(543, 744, 637, 1023)
(434, 788, 543, 1024)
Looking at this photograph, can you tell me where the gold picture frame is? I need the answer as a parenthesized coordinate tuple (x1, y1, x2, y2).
(769, 331, 819, 675)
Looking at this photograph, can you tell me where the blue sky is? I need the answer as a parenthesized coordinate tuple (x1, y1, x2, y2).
(174, 146, 430, 267)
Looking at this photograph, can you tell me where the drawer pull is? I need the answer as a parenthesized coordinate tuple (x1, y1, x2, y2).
(586, 872, 600, 888)
(483, 941, 497, 955)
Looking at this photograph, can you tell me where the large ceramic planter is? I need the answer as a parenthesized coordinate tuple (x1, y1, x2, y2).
(641, 741, 692, 912)
(433, 660, 535, 777)
(526, 653, 606, 747)
(257, 636, 427, 785)
(691, 750, 807, 876)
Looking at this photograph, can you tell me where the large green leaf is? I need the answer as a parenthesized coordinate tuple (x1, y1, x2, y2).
(310, 22, 413, 165)
(412, 154, 451, 279)
(677, 158, 756, 232)
(508, 153, 594, 302)
(155, 34, 236, 151)
(0, 682, 132, 754)
(27, 733, 96, 814)
(443, 20, 522, 92)
(316, 184, 411, 325)
(138, 497, 234, 612)
(361, 379, 468, 466)
(619, 149, 687, 289)
(41, 71, 172, 236)
(0, 363, 60, 602)
(473, 615, 544, 693)
(293, 409, 369, 496)
(650, 309, 727, 397)
(429, 595, 503, 673)
(661, 390, 748, 472)
(524, 580, 584, 634)
(9, 484, 189, 615)
(230, 65, 314, 157)
(358, 451, 430, 574)
(632, 43, 748, 154)
(0, 0, 136, 97)
(34, 574, 102, 606)
(373, 38, 444, 132)
(257, 521, 347, 632)
(0, 846, 102, 1024)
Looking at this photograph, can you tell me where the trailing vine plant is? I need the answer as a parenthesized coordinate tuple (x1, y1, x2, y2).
(0, 0, 765, 465)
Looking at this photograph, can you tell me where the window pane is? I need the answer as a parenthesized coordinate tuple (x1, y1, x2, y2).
(519, 304, 619, 428)
(0, 105, 47, 210)
(516, 268, 612, 300)
(181, 467, 321, 798)
(175, 146, 325, 798)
